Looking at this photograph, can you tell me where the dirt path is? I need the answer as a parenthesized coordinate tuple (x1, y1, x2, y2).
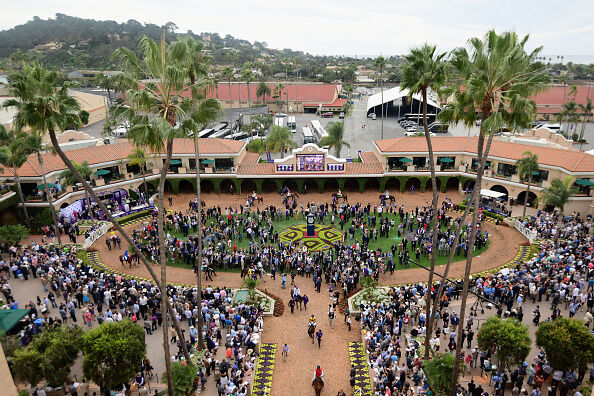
(84, 190, 525, 395)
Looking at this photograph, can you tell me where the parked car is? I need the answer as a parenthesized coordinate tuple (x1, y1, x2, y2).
(321, 112, 334, 118)
(339, 112, 345, 119)
(367, 112, 376, 119)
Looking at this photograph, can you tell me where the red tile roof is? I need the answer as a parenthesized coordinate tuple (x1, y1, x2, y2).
(205, 83, 339, 103)
(345, 162, 383, 175)
(240, 152, 261, 165)
(533, 85, 592, 113)
(7, 138, 245, 177)
(360, 151, 379, 163)
(303, 98, 347, 108)
(375, 136, 594, 172)
(237, 162, 274, 175)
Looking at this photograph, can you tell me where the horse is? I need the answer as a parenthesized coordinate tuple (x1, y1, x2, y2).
(119, 254, 139, 268)
(331, 193, 348, 204)
(295, 295, 303, 311)
(379, 194, 396, 204)
(312, 377, 324, 396)
(308, 323, 316, 344)
(247, 195, 263, 206)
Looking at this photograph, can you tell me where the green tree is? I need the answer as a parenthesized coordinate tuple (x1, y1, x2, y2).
(266, 125, 294, 154)
(11, 348, 44, 388)
(246, 138, 266, 154)
(0, 127, 30, 222)
(273, 83, 284, 113)
(251, 114, 273, 137)
(516, 151, 539, 217)
(536, 318, 594, 378)
(256, 81, 271, 105)
(222, 66, 234, 126)
(82, 320, 146, 395)
(400, 43, 448, 359)
(578, 97, 593, 140)
(79, 110, 90, 125)
(438, 31, 550, 395)
(33, 325, 84, 387)
(126, 148, 150, 198)
(477, 317, 531, 369)
(319, 121, 350, 158)
(242, 277, 261, 303)
(424, 353, 458, 396)
(241, 64, 254, 129)
(0, 224, 29, 246)
(171, 362, 198, 396)
(374, 56, 386, 139)
(112, 35, 201, 391)
(541, 176, 578, 243)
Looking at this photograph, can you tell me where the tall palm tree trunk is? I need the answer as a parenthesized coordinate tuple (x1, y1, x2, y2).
(449, 132, 495, 396)
(13, 170, 29, 222)
(421, 89, 439, 360)
(38, 153, 61, 244)
(194, 137, 204, 349)
(228, 79, 233, 128)
(157, 139, 174, 396)
(522, 180, 531, 218)
(380, 71, 384, 139)
(142, 168, 149, 202)
(247, 82, 252, 137)
(45, 129, 193, 379)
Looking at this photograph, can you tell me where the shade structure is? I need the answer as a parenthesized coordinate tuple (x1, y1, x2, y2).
(37, 183, 56, 190)
(169, 159, 182, 165)
(0, 309, 30, 333)
(480, 189, 506, 199)
(201, 159, 215, 165)
(440, 157, 454, 163)
(399, 157, 413, 163)
(576, 179, 594, 186)
(93, 169, 111, 176)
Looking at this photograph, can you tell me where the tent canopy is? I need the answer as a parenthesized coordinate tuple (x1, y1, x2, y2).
(366, 86, 442, 113)
(169, 159, 182, 165)
(93, 169, 111, 176)
(576, 179, 594, 186)
(399, 157, 413, 163)
(0, 309, 30, 333)
(37, 183, 56, 190)
(480, 189, 506, 199)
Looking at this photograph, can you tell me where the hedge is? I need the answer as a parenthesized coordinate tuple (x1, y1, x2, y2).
(456, 203, 506, 221)
(116, 209, 152, 224)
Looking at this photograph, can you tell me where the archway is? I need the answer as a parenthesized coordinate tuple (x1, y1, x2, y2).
(178, 179, 194, 194)
(60, 202, 70, 209)
(404, 177, 421, 193)
(490, 185, 509, 200)
(139, 181, 155, 194)
(241, 179, 257, 194)
(365, 178, 380, 192)
(220, 179, 235, 195)
(200, 179, 215, 194)
(303, 179, 317, 194)
(164, 180, 173, 193)
(517, 190, 538, 207)
(343, 178, 359, 192)
(445, 177, 460, 192)
(463, 180, 475, 193)
(281, 179, 298, 192)
(385, 178, 400, 193)
(426, 178, 441, 192)
(323, 178, 339, 193)
(261, 179, 278, 193)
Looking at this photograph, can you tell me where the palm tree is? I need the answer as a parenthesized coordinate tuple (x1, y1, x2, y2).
(438, 31, 550, 394)
(559, 71, 568, 117)
(266, 125, 295, 155)
(541, 176, 578, 244)
(222, 66, 234, 127)
(27, 132, 64, 243)
(241, 64, 254, 135)
(375, 56, 386, 139)
(256, 81, 271, 106)
(516, 151, 539, 217)
(126, 147, 150, 199)
(319, 121, 351, 158)
(579, 97, 593, 140)
(400, 43, 448, 360)
(273, 83, 284, 113)
(112, 35, 208, 393)
(0, 127, 30, 222)
(562, 100, 578, 136)
(246, 138, 267, 154)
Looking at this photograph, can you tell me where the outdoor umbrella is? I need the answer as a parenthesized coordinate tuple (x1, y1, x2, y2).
(440, 157, 454, 163)
(576, 179, 594, 186)
(201, 159, 215, 165)
(399, 158, 413, 163)
(37, 183, 56, 190)
(93, 169, 111, 176)
(169, 159, 182, 165)
(33, 318, 44, 326)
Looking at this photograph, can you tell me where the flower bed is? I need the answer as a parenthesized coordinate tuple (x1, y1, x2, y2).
(338, 286, 362, 314)
(348, 287, 392, 314)
(232, 288, 275, 316)
(261, 290, 284, 317)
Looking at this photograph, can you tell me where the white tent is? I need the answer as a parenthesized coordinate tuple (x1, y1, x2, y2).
(480, 189, 506, 199)
(366, 87, 442, 113)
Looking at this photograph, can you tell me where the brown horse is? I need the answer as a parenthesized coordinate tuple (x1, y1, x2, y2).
(119, 254, 139, 268)
(331, 193, 348, 204)
(312, 377, 324, 396)
(379, 194, 396, 204)
(247, 195, 263, 206)
(308, 323, 316, 344)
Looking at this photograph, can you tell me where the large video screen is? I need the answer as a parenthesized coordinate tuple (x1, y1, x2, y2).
(297, 154, 325, 171)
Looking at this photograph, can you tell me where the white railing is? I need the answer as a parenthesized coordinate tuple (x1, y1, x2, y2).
(83, 223, 111, 248)
(515, 219, 538, 243)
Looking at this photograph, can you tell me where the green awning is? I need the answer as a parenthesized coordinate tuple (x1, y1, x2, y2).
(399, 158, 413, 163)
(169, 159, 182, 165)
(576, 179, 594, 186)
(532, 171, 540, 175)
(0, 309, 30, 333)
(201, 159, 215, 164)
(37, 183, 56, 190)
(93, 169, 111, 176)
(440, 157, 454, 163)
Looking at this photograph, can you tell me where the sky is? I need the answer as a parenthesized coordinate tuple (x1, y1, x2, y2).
(1, 0, 594, 57)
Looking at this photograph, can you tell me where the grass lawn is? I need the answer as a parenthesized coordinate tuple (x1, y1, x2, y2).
(159, 211, 489, 271)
